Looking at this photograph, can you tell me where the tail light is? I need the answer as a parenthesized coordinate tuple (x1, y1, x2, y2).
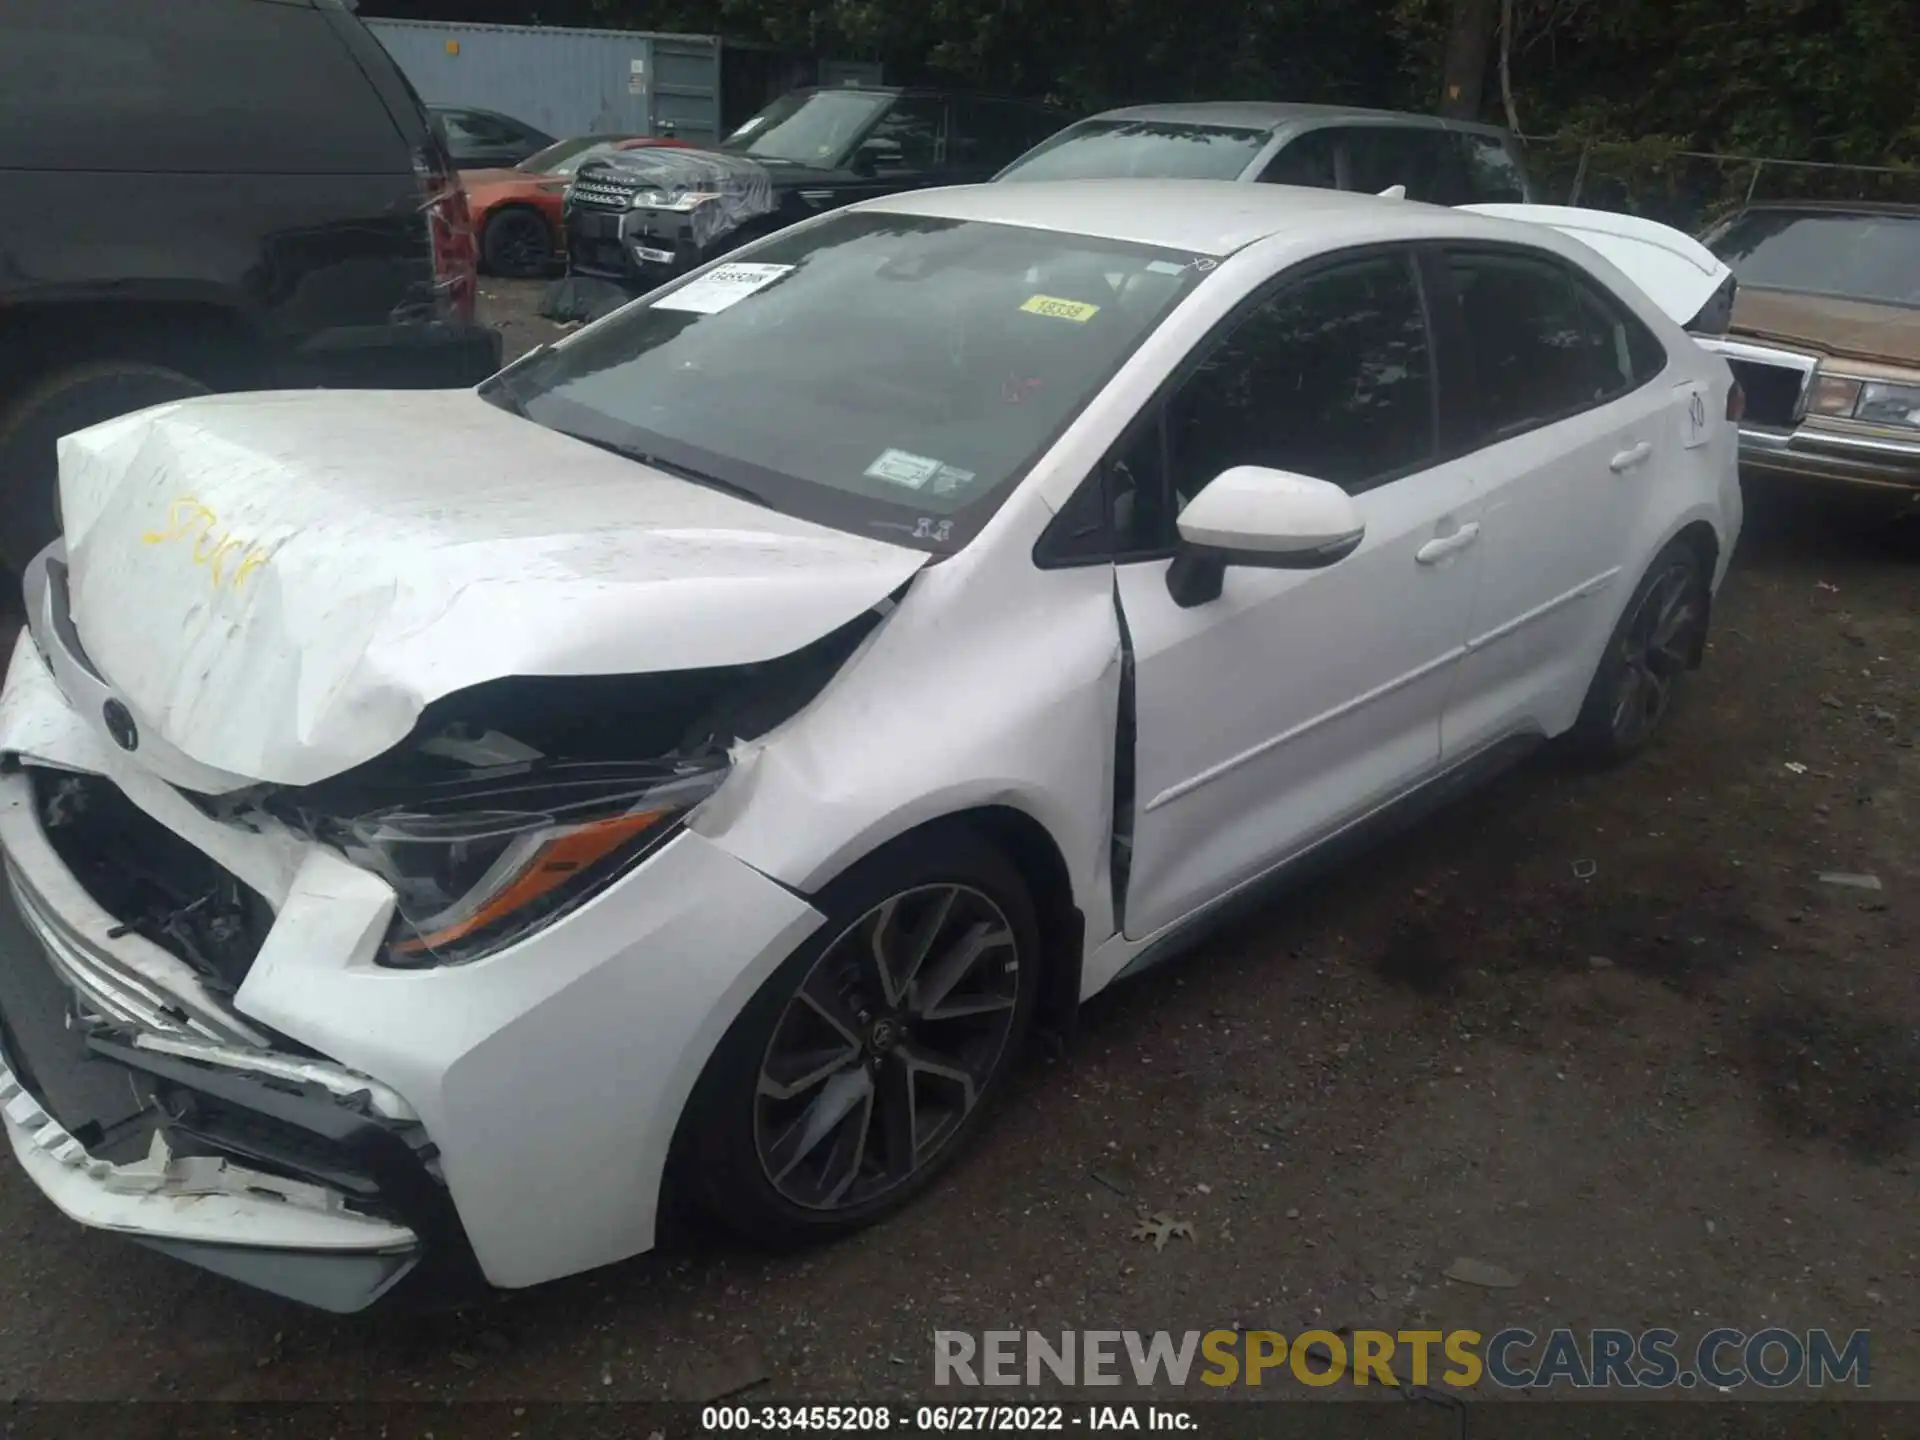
(1727, 379, 1746, 423)
(413, 139, 477, 325)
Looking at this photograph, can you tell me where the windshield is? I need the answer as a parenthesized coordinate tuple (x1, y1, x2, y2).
(1708, 210, 1920, 309)
(721, 90, 893, 166)
(483, 212, 1208, 552)
(997, 119, 1271, 182)
(518, 136, 628, 176)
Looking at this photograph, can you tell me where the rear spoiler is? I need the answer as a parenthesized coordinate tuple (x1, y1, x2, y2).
(1458, 203, 1735, 334)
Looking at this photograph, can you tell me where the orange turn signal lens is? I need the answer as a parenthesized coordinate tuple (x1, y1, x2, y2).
(392, 807, 670, 955)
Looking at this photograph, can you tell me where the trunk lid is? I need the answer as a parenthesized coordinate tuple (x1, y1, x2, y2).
(55, 389, 927, 791)
(1460, 203, 1733, 328)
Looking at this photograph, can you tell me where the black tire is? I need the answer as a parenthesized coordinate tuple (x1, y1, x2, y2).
(0, 361, 210, 573)
(1567, 538, 1710, 764)
(481, 208, 553, 278)
(678, 825, 1042, 1248)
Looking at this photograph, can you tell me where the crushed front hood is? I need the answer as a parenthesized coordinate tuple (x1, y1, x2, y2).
(56, 389, 927, 790)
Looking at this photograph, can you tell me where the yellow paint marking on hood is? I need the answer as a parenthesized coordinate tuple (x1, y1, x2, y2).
(141, 496, 272, 591)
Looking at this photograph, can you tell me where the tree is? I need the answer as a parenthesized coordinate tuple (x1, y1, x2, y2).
(1435, 0, 1498, 118)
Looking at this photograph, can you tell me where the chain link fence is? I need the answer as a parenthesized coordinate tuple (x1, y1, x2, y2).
(1514, 135, 1920, 234)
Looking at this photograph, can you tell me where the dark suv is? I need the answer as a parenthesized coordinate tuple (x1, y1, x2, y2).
(563, 86, 1067, 286)
(0, 0, 502, 571)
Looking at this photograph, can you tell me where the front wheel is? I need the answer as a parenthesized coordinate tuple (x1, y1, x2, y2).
(679, 828, 1041, 1247)
(1568, 538, 1710, 763)
(481, 208, 554, 278)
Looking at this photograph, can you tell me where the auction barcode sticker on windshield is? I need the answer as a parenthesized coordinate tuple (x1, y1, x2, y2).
(654, 263, 794, 315)
(1020, 294, 1101, 323)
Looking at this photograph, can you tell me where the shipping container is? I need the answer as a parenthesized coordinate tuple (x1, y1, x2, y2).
(364, 18, 882, 147)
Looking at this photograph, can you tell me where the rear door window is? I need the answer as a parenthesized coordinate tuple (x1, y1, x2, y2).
(1257, 130, 1340, 189)
(1337, 125, 1454, 201)
(1441, 248, 1667, 442)
(1453, 133, 1531, 203)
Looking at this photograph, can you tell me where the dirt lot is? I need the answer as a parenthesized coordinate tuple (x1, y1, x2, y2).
(0, 281, 1913, 1405)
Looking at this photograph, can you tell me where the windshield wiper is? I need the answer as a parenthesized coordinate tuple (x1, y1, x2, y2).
(565, 433, 767, 506)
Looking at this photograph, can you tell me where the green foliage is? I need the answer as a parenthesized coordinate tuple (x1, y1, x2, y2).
(371, 0, 1919, 165)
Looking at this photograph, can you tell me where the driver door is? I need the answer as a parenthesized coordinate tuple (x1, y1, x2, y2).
(1110, 249, 1483, 939)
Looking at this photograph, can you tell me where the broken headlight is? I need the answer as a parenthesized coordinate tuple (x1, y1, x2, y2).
(340, 760, 728, 967)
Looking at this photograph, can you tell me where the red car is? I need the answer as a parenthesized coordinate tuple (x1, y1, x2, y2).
(464, 135, 688, 278)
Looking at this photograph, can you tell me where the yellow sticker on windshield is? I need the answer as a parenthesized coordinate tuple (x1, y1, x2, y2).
(1021, 294, 1101, 323)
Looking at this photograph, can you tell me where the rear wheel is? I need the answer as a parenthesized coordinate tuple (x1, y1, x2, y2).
(481, 208, 553, 278)
(0, 361, 209, 572)
(680, 827, 1041, 1246)
(1568, 539, 1710, 763)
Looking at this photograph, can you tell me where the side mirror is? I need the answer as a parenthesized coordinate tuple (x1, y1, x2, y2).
(1167, 466, 1365, 607)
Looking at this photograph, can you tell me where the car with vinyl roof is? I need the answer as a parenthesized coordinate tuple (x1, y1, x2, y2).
(1690, 201, 1920, 505)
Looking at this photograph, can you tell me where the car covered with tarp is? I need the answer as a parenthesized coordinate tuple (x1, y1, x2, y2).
(557, 86, 1067, 296)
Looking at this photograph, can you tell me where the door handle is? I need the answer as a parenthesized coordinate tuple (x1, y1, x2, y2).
(1609, 442, 1654, 473)
(1415, 522, 1480, 564)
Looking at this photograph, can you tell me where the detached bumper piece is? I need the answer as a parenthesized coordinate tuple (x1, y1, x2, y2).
(0, 975, 480, 1311)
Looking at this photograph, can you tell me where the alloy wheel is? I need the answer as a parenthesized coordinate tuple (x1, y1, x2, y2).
(488, 213, 551, 277)
(1608, 558, 1700, 749)
(753, 884, 1022, 1211)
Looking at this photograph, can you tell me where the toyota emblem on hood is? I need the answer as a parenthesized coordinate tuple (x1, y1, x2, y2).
(102, 699, 139, 752)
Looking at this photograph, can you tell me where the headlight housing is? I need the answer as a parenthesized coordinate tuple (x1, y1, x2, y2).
(329, 760, 727, 968)
(1853, 380, 1920, 428)
(630, 188, 720, 213)
(1806, 372, 1920, 428)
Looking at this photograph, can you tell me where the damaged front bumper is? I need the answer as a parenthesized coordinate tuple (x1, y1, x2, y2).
(0, 754, 475, 1311)
(0, 548, 828, 1307)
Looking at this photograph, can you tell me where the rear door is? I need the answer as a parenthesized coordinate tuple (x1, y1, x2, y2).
(1426, 244, 1686, 757)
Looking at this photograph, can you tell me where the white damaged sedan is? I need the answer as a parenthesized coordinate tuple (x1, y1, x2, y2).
(0, 180, 1740, 1310)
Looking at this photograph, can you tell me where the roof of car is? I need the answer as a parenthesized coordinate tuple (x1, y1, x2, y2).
(1082, 100, 1511, 138)
(856, 178, 1513, 257)
(784, 85, 1056, 106)
(1723, 200, 1920, 218)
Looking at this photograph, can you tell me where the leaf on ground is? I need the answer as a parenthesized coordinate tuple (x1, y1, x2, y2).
(1131, 1213, 1195, 1250)
(1444, 1256, 1520, 1289)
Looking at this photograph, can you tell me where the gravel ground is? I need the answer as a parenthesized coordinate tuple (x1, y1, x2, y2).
(0, 281, 1913, 1404)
